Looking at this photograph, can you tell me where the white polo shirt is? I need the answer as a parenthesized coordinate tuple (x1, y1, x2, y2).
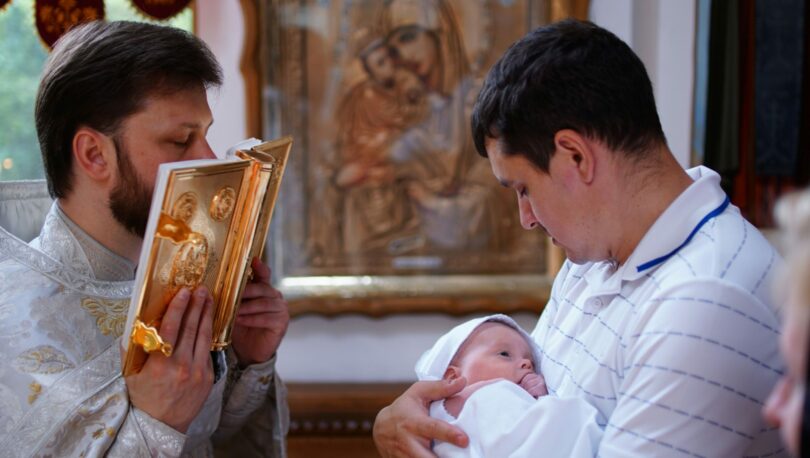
(532, 166, 785, 457)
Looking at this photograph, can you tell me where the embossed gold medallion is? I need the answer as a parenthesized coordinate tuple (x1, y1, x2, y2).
(171, 191, 198, 223)
(209, 186, 236, 221)
(169, 235, 209, 289)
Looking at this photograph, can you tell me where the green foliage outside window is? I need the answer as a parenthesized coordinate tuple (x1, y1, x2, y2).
(0, 0, 192, 181)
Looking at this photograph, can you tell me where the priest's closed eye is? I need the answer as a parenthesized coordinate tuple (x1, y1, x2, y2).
(173, 137, 191, 148)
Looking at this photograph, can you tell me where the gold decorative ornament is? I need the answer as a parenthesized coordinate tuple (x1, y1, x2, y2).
(169, 234, 209, 289)
(170, 191, 198, 223)
(209, 186, 237, 221)
(130, 320, 173, 357)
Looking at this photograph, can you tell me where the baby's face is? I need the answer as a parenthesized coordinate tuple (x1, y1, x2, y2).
(364, 45, 396, 85)
(453, 323, 535, 386)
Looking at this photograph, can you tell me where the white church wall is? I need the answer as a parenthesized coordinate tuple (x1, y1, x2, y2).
(196, 0, 248, 157)
(590, 0, 696, 168)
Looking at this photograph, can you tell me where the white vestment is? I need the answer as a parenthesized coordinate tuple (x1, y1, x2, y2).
(0, 202, 288, 457)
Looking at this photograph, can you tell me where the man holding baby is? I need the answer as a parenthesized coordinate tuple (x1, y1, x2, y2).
(375, 19, 786, 458)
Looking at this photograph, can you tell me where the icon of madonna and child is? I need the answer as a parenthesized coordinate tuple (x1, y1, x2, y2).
(306, 0, 545, 273)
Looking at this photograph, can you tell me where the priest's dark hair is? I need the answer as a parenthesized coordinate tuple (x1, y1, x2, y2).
(35, 20, 222, 198)
(471, 19, 666, 171)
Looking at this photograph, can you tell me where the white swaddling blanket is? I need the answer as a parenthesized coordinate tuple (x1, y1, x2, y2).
(430, 380, 602, 458)
(416, 314, 602, 457)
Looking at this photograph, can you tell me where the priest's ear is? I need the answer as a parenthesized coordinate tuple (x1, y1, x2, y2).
(443, 365, 461, 381)
(72, 126, 116, 183)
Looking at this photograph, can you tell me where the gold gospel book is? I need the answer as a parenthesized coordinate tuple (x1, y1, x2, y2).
(122, 137, 292, 376)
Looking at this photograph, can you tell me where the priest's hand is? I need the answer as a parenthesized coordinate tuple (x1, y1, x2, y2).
(373, 378, 469, 458)
(125, 286, 215, 433)
(231, 257, 289, 367)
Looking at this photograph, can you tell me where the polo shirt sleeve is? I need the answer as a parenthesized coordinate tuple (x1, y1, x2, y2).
(598, 279, 782, 457)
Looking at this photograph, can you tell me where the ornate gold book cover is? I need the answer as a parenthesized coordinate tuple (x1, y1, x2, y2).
(122, 137, 292, 376)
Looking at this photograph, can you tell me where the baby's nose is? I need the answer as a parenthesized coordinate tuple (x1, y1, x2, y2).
(521, 358, 534, 371)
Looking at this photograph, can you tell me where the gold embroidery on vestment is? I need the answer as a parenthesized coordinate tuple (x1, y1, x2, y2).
(80, 298, 129, 337)
(28, 382, 42, 404)
(14, 345, 75, 374)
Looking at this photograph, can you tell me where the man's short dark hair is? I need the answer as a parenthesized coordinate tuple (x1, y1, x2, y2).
(36, 21, 223, 198)
(471, 19, 666, 171)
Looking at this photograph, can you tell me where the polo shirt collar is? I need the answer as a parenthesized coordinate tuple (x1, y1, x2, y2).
(582, 166, 728, 294)
(624, 165, 727, 281)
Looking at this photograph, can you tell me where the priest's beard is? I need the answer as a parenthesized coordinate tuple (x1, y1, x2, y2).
(109, 137, 152, 238)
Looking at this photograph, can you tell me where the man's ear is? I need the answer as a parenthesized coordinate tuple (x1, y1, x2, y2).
(443, 365, 461, 381)
(553, 129, 595, 184)
(72, 127, 116, 183)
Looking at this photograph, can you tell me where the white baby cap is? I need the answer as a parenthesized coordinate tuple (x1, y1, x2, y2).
(414, 314, 542, 381)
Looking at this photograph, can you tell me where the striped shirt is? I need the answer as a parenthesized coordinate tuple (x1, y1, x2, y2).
(532, 166, 785, 457)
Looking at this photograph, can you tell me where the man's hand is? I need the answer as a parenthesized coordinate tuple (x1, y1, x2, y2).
(373, 378, 470, 458)
(125, 286, 215, 433)
(520, 373, 548, 398)
(231, 257, 289, 367)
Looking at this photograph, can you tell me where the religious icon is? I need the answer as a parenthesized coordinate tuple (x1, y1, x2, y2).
(265, 0, 547, 287)
(169, 234, 209, 289)
(209, 186, 237, 221)
(171, 191, 198, 224)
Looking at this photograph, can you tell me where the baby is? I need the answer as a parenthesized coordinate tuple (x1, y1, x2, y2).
(415, 315, 550, 456)
(419, 315, 547, 416)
